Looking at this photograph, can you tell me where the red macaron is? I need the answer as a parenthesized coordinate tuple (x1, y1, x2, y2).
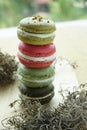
(17, 42, 56, 68)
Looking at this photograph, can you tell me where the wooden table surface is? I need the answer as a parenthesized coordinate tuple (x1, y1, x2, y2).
(0, 20, 87, 129)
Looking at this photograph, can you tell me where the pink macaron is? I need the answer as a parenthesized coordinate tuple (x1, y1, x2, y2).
(17, 42, 56, 68)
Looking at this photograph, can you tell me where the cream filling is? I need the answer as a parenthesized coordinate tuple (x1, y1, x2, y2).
(17, 28, 55, 38)
(18, 75, 54, 83)
(18, 51, 56, 62)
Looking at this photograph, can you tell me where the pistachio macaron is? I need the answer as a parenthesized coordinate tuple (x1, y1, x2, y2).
(17, 15, 56, 45)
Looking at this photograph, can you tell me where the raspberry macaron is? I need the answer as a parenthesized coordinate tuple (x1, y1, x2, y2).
(17, 42, 56, 68)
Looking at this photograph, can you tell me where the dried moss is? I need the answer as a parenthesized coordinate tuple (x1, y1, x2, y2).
(0, 50, 18, 85)
(1, 84, 87, 130)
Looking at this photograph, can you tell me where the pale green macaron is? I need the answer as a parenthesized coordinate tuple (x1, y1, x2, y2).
(18, 64, 55, 88)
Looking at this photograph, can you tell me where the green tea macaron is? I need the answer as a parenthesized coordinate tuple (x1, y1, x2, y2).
(18, 64, 55, 88)
(17, 15, 56, 45)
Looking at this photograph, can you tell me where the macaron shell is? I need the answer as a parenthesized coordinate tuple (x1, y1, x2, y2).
(18, 16, 56, 34)
(19, 91, 54, 105)
(17, 31, 55, 45)
(18, 64, 55, 88)
(19, 79, 54, 88)
(18, 42, 56, 57)
(19, 25, 56, 34)
(18, 53, 56, 68)
(18, 83, 54, 97)
(18, 64, 55, 80)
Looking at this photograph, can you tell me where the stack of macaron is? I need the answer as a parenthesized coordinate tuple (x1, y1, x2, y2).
(17, 15, 56, 104)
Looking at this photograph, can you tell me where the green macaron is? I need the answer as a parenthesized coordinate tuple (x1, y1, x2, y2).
(18, 15, 56, 34)
(17, 30, 55, 45)
(18, 64, 55, 88)
(17, 15, 56, 45)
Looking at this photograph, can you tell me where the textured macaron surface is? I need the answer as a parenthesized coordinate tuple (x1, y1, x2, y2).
(20, 91, 54, 105)
(18, 64, 55, 87)
(17, 15, 56, 45)
(18, 42, 56, 68)
(17, 34, 55, 45)
(18, 42, 56, 57)
(17, 16, 56, 34)
(17, 56, 56, 68)
(18, 64, 55, 80)
(18, 83, 54, 97)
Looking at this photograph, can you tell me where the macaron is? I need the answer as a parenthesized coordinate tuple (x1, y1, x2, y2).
(18, 42, 56, 68)
(18, 64, 55, 88)
(18, 83, 54, 97)
(19, 91, 54, 105)
(17, 15, 56, 45)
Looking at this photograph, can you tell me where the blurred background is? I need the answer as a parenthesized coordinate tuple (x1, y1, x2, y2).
(0, 0, 87, 28)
